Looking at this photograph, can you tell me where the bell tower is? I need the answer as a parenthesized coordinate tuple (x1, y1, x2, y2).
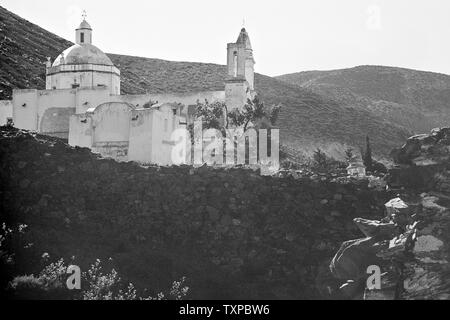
(225, 27, 255, 110)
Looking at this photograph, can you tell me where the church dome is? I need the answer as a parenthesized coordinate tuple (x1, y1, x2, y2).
(52, 43, 114, 67)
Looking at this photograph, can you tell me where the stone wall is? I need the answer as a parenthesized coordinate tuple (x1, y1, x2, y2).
(0, 127, 391, 299)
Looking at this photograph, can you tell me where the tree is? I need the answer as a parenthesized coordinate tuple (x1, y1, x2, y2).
(313, 148, 328, 170)
(363, 135, 373, 170)
(345, 147, 354, 163)
(189, 96, 281, 165)
(193, 95, 281, 133)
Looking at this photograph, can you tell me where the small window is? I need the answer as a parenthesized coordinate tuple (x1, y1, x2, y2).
(72, 83, 80, 89)
(80, 32, 84, 43)
(233, 51, 238, 77)
(172, 109, 177, 116)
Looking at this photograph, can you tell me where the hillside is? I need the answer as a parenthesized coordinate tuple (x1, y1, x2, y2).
(276, 66, 450, 135)
(0, 5, 414, 157)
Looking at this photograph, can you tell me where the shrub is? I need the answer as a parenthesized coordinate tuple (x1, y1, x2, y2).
(7, 258, 189, 300)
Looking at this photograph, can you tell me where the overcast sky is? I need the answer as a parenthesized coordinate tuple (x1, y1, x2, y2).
(2, 0, 450, 76)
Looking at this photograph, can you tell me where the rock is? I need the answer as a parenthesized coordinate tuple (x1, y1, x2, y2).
(353, 218, 397, 240)
(232, 219, 241, 226)
(333, 194, 343, 201)
(384, 197, 415, 228)
(391, 128, 450, 166)
(368, 176, 387, 190)
(206, 206, 220, 221)
(385, 198, 409, 217)
(79, 161, 93, 172)
(330, 237, 387, 281)
(364, 287, 396, 300)
(220, 214, 232, 227)
(331, 210, 341, 217)
(99, 162, 110, 172)
(376, 223, 417, 261)
(18, 161, 27, 169)
(285, 233, 295, 242)
(414, 235, 444, 253)
(19, 179, 30, 189)
(339, 280, 364, 299)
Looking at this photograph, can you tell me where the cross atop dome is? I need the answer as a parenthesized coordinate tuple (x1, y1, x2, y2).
(82, 10, 87, 21)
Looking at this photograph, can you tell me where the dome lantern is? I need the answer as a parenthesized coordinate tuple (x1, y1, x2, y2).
(76, 11, 92, 45)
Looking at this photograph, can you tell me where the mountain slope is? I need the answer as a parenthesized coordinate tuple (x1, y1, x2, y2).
(276, 66, 450, 134)
(0, 5, 413, 158)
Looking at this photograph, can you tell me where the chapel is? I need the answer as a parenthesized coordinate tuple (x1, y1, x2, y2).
(0, 15, 257, 165)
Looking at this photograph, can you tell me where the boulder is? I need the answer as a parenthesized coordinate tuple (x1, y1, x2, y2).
(330, 237, 387, 281)
(390, 128, 450, 166)
(384, 198, 416, 228)
(353, 218, 397, 240)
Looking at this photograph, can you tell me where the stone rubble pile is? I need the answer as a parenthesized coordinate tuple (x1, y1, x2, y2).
(331, 128, 450, 300)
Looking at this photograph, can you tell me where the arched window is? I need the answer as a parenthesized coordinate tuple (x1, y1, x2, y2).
(80, 32, 85, 43)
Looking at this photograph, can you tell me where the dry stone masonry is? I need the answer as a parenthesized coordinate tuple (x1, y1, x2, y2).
(0, 126, 391, 299)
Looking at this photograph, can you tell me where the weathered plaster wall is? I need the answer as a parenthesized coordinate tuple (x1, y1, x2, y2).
(0, 100, 13, 125)
(128, 105, 184, 165)
(112, 90, 225, 121)
(12, 89, 38, 131)
(12, 87, 223, 139)
(39, 107, 76, 139)
(69, 114, 93, 148)
(90, 102, 132, 144)
(13, 87, 111, 137)
(46, 64, 120, 95)
(92, 141, 129, 162)
(74, 87, 111, 114)
(225, 80, 248, 110)
(151, 108, 173, 166)
(128, 109, 153, 163)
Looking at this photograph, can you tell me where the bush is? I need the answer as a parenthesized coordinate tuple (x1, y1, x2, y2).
(7, 258, 189, 300)
(311, 149, 345, 173)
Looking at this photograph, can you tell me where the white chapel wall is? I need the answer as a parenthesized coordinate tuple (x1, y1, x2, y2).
(0, 100, 13, 125)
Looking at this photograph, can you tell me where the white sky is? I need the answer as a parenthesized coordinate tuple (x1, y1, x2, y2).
(2, 0, 450, 76)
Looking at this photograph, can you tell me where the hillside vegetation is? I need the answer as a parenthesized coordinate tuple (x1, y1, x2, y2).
(277, 66, 450, 135)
